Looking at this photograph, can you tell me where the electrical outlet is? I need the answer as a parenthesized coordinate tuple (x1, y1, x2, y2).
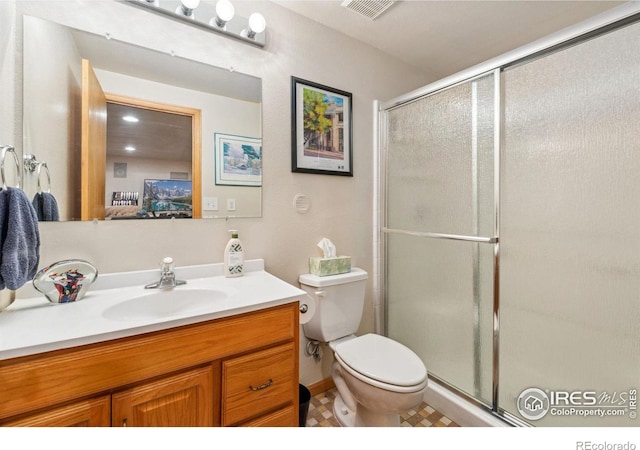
(203, 197, 218, 210)
(227, 198, 236, 211)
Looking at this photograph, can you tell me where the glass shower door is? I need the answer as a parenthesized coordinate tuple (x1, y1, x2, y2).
(384, 72, 497, 405)
(499, 20, 640, 426)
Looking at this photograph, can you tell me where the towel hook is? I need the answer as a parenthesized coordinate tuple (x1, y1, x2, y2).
(37, 162, 51, 194)
(0, 145, 21, 191)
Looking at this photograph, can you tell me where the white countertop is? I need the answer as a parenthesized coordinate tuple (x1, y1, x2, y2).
(0, 259, 306, 360)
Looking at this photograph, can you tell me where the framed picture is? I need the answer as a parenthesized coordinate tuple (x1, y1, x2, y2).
(214, 133, 262, 187)
(113, 162, 127, 178)
(291, 77, 353, 176)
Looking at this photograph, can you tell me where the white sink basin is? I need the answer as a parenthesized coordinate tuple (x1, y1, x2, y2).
(102, 288, 228, 321)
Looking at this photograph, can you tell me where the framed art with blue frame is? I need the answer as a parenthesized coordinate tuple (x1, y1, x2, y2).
(214, 133, 262, 187)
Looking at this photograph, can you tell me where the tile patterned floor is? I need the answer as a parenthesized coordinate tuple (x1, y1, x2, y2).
(305, 387, 459, 427)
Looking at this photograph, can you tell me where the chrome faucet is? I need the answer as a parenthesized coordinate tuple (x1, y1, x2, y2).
(145, 257, 187, 289)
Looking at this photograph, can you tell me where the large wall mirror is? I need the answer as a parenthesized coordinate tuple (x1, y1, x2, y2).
(22, 15, 262, 222)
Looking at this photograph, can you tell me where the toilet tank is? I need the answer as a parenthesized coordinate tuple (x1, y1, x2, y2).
(299, 268, 368, 342)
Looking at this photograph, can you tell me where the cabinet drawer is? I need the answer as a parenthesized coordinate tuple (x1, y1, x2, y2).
(222, 342, 296, 426)
(240, 405, 297, 427)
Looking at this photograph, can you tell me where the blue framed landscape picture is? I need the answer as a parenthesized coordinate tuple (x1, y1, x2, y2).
(214, 133, 262, 187)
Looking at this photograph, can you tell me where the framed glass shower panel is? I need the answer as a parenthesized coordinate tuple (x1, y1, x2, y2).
(383, 71, 498, 406)
(499, 20, 640, 426)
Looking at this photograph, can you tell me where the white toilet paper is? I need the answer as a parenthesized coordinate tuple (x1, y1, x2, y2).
(299, 294, 316, 325)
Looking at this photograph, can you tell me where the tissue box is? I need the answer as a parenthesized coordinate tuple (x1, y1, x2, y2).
(309, 256, 351, 276)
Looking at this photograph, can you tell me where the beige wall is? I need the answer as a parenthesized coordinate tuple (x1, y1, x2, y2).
(5, 1, 431, 387)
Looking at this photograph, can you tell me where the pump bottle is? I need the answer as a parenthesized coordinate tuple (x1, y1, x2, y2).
(224, 230, 244, 277)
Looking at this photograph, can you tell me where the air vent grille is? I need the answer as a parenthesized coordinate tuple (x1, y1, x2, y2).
(340, 0, 396, 20)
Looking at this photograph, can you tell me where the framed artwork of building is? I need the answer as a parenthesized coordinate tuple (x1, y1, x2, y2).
(291, 77, 353, 176)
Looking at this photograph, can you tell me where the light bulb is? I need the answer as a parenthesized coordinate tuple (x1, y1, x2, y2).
(216, 0, 235, 22)
(210, 0, 235, 28)
(248, 12, 266, 34)
(241, 12, 266, 39)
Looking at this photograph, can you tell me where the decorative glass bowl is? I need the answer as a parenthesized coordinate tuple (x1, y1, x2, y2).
(33, 260, 98, 304)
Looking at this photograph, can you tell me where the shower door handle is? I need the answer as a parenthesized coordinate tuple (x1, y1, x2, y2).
(382, 227, 498, 244)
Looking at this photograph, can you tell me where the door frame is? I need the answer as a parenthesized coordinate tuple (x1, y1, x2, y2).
(105, 93, 203, 219)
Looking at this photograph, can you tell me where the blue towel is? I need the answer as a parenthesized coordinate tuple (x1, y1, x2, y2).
(32, 192, 60, 221)
(0, 187, 40, 290)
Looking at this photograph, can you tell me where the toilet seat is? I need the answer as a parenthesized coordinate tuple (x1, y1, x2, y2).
(334, 333, 428, 393)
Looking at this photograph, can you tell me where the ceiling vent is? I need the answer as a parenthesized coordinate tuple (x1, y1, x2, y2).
(340, 0, 396, 20)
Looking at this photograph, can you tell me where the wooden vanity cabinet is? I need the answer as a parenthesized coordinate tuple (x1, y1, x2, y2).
(0, 303, 299, 427)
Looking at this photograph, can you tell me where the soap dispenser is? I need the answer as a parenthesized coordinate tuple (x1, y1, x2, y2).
(223, 230, 244, 277)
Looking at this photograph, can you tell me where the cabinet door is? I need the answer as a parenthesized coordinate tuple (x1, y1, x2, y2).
(222, 342, 296, 426)
(2, 396, 110, 427)
(112, 366, 213, 427)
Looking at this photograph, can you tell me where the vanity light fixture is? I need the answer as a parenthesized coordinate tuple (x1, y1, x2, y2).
(210, 0, 235, 29)
(241, 12, 266, 40)
(176, 0, 200, 20)
(128, 0, 267, 47)
(124, 146, 136, 152)
(122, 115, 139, 123)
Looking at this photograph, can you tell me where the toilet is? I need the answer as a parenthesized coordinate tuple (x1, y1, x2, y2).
(299, 268, 428, 427)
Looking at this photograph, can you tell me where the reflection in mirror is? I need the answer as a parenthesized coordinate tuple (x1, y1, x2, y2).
(22, 15, 262, 221)
(104, 95, 200, 220)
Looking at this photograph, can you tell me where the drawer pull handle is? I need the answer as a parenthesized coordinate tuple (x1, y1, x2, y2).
(249, 378, 273, 391)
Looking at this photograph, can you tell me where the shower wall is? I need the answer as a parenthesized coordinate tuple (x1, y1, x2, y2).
(382, 16, 640, 426)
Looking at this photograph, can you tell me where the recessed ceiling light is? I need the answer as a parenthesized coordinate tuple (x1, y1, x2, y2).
(125, 146, 136, 152)
(122, 115, 139, 123)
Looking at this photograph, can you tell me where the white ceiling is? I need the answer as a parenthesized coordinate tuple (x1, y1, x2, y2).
(274, 0, 624, 80)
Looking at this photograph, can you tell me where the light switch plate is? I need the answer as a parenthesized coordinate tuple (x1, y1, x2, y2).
(203, 197, 218, 210)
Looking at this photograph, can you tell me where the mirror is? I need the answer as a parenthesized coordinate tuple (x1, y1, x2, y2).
(22, 15, 262, 221)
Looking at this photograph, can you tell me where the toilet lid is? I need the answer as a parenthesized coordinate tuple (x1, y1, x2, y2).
(334, 333, 427, 387)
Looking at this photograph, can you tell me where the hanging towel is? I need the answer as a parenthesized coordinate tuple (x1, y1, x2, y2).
(32, 193, 43, 220)
(0, 187, 40, 290)
(42, 192, 60, 221)
(32, 192, 60, 221)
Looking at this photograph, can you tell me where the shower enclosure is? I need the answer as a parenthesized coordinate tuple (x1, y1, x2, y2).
(378, 5, 640, 426)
